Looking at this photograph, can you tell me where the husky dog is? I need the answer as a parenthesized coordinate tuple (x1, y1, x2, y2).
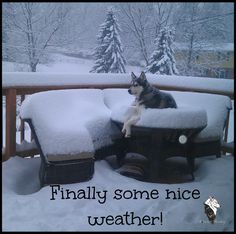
(122, 71, 177, 137)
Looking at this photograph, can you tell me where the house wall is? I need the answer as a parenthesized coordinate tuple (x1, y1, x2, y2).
(174, 47, 234, 79)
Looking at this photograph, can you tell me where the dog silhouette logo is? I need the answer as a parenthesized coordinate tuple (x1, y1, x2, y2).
(204, 196, 220, 224)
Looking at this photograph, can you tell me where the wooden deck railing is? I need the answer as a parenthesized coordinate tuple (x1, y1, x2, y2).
(2, 81, 234, 162)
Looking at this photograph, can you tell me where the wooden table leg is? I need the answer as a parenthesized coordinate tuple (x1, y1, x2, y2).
(186, 144, 195, 180)
(112, 136, 128, 167)
(148, 149, 163, 182)
(148, 134, 165, 182)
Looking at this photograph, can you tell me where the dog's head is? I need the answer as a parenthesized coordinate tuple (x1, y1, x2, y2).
(128, 71, 148, 97)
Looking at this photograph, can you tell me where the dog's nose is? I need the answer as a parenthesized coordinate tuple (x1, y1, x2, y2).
(128, 89, 131, 94)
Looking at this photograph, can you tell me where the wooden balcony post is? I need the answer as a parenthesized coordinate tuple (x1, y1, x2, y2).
(4, 89, 16, 161)
(223, 109, 230, 143)
(20, 95, 25, 143)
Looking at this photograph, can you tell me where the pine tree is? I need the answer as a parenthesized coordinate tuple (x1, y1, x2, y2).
(90, 7, 126, 73)
(146, 27, 178, 75)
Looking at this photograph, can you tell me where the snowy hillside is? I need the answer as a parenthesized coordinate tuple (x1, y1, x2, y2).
(2, 53, 143, 74)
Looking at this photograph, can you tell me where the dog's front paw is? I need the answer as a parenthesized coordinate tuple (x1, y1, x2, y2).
(125, 129, 131, 138)
(121, 128, 126, 134)
(121, 125, 127, 134)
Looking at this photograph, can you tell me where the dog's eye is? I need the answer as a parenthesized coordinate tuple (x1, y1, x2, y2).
(133, 84, 138, 87)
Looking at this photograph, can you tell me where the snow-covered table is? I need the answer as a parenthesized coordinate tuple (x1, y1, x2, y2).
(104, 89, 231, 181)
(110, 103, 209, 181)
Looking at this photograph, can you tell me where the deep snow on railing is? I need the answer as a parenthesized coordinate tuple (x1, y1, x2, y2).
(3, 72, 234, 98)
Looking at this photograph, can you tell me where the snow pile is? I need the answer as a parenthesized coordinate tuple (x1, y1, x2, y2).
(2, 155, 234, 231)
(20, 89, 117, 157)
(111, 105, 207, 129)
(103, 88, 134, 110)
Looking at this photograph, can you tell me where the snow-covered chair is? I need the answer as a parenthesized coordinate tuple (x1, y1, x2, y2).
(20, 89, 119, 186)
(104, 89, 232, 181)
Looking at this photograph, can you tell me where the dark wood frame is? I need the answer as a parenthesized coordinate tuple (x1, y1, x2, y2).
(111, 121, 221, 182)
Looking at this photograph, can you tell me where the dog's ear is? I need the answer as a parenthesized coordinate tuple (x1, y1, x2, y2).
(140, 71, 147, 80)
(131, 72, 136, 80)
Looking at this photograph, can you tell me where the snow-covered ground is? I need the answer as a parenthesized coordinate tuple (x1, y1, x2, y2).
(2, 54, 234, 231)
(2, 53, 143, 74)
(2, 154, 234, 231)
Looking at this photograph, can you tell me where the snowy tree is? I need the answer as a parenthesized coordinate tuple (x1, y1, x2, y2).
(90, 7, 126, 73)
(152, 3, 174, 39)
(118, 3, 174, 67)
(145, 27, 178, 75)
(118, 4, 153, 66)
(172, 2, 232, 77)
(3, 3, 69, 72)
(2, 3, 11, 61)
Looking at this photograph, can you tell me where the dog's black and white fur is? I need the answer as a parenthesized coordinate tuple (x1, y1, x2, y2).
(122, 71, 177, 137)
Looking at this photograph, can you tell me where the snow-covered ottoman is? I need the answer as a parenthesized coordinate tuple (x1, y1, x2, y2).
(20, 89, 119, 186)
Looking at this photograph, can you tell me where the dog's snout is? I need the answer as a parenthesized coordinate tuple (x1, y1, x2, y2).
(128, 89, 131, 94)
